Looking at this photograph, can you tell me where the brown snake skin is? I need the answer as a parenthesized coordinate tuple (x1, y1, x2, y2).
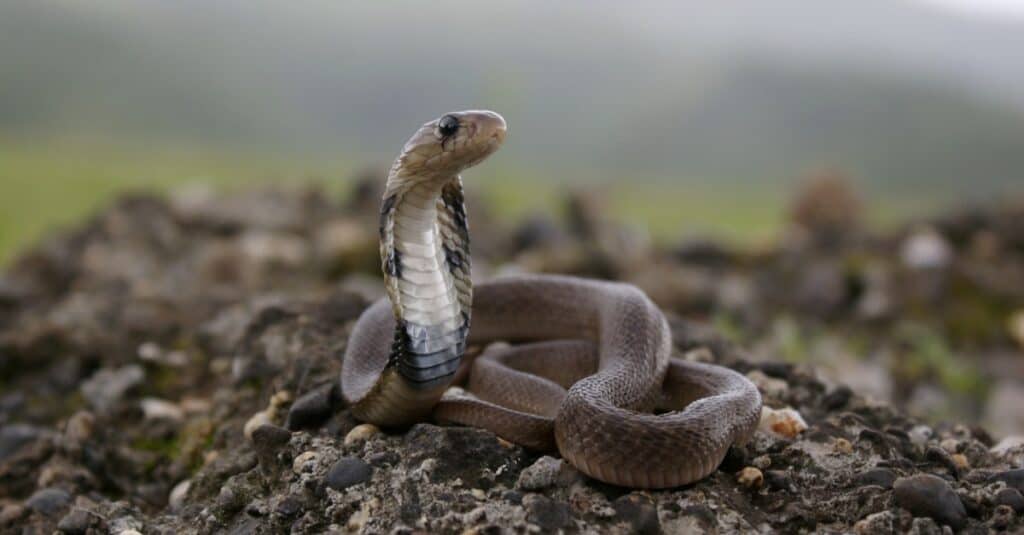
(341, 110, 763, 488)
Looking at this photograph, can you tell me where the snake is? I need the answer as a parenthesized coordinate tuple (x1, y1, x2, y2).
(340, 110, 762, 488)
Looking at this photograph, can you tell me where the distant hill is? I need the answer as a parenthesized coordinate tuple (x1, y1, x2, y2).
(2, 0, 1023, 196)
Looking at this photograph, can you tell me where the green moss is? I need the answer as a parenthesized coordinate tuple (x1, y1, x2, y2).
(896, 322, 988, 398)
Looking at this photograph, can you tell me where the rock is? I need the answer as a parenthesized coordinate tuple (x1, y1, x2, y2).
(901, 227, 953, 270)
(996, 488, 1024, 513)
(1008, 310, 1024, 351)
(140, 397, 185, 423)
(833, 438, 854, 454)
(0, 424, 43, 460)
(168, 479, 191, 511)
(853, 510, 904, 534)
(57, 507, 94, 534)
(285, 383, 340, 431)
(0, 504, 27, 526)
(908, 425, 934, 448)
(746, 370, 789, 400)
(855, 468, 898, 489)
(759, 407, 808, 439)
(80, 365, 145, 413)
(736, 467, 764, 489)
(244, 410, 273, 440)
(325, 457, 373, 491)
(991, 436, 1024, 456)
(517, 456, 580, 490)
(991, 504, 1016, 530)
(292, 451, 319, 475)
(822, 385, 853, 411)
(990, 469, 1024, 492)
(524, 495, 573, 531)
(25, 487, 72, 517)
(137, 341, 188, 367)
(251, 424, 292, 454)
(893, 474, 966, 530)
(612, 494, 660, 535)
(344, 423, 380, 446)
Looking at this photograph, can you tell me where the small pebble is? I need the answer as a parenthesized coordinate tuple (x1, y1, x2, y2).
(833, 438, 853, 454)
(285, 383, 339, 431)
(25, 487, 72, 517)
(951, 453, 970, 471)
(855, 468, 898, 489)
(1008, 310, 1024, 351)
(251, 424, 292, 454)
(140, 398, 185, 423)
(344, 423, 380, 446)
(168, 480, 191, 511)
(746, 370, 789, 399)
(292, 451, 319, 474)
(758, 407, 808, 439)
(736, 467, 764, 489)
(325, 457, 373, 491)
(244, 410, 272, 440)
(517, 456, 567, 491)
(893, 474, 966, 530)
(908, 425, 934, 448)
(57, 507, 93, 534)
(0, 424, 44, 460)
(80, 365, 145, 413)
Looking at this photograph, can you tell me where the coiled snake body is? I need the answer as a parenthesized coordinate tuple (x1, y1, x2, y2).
(341, 110, 762, 488)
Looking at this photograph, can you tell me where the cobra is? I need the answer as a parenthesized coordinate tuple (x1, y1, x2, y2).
(340, 110, 762, 488)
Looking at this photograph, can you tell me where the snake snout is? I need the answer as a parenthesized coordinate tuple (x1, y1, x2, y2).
(464, 110, 506, 145)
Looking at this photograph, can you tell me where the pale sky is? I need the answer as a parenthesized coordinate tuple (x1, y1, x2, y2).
(916, 0, 1024, 19)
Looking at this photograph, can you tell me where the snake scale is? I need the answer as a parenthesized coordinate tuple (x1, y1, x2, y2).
(341, 110, 762, 488)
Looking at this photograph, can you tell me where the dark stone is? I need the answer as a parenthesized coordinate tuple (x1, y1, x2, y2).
(612, 494, 661, 535)
(822, 386, 853, 411)
(990, 469, 1024, 492)
(275, 495, 303, 517)
(325, 457, 372, 491)
(756, 361, 793, 380)
(855, 468, 898, 489)
(503, 490, 523, 505)
(0, 424, 42, 461)
(25, 487, 72, 517)
(765, 470, 794, 492)
(57, 508, 95, 534)
(525, 495, 572, 531)
(251, 424, 292, 453)
(995, 487, 1024, 513)
(893, 474, 966, 530)
(285, 383, 340, 431)
(924, 445, 961, 478)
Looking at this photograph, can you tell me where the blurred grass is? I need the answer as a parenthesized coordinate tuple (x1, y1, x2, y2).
(1, 139, 941, 266)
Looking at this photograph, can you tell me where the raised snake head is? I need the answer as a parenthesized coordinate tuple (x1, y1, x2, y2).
(390, 110, 507, 183)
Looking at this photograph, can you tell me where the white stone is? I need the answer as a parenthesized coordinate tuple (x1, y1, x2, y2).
(758, 406, 808, 439)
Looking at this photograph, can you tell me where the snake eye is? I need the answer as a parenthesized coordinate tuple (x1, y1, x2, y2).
(437, 115, 459, 138)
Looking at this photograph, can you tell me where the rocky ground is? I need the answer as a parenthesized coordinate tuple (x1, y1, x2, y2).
(1, 177, 1024, 533)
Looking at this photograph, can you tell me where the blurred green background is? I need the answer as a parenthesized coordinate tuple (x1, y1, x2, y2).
(2, 0, 1023, 263)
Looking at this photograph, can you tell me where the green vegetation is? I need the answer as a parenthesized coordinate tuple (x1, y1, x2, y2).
(1, 140, 948, 266)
